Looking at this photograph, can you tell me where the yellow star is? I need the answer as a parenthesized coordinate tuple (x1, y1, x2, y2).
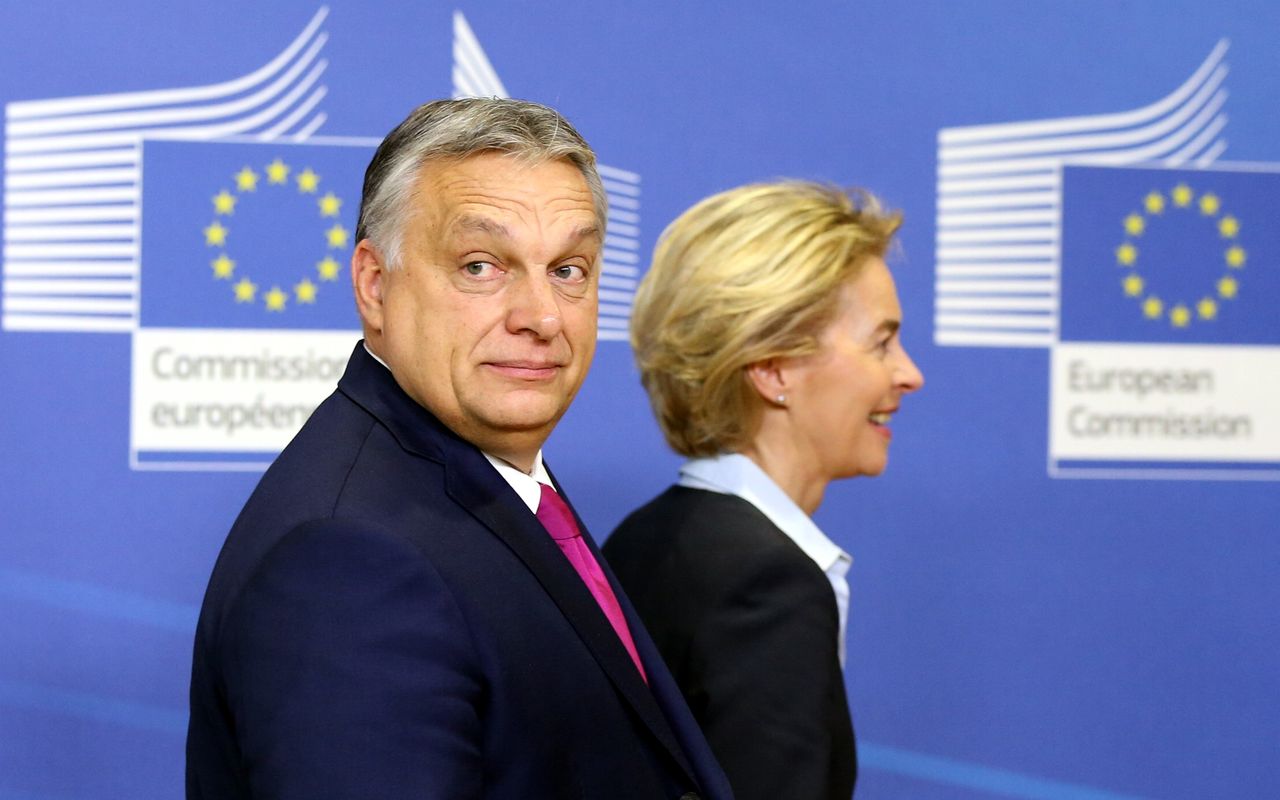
(297, 168, 320, 194)
(1144, 191, 1165, 214)
(1122, 273, 1144, 297)
(212, 190, 237, 215)
(1142, 296, 1163, 319)
(1225, 245, 1246, 268)
(1115, 242, 1138, 266)
(211, 253, 235, 279)
(1123, 214, 1145, 236)
(326, 224, 350, 248)
(1218, 215, 1240, 238)
(265, 159, 289, 185)
(1169, 304, 1191, 327)
(1217, 275, 1238, 299)
(1197, 297, 1218, 320)
(318, 192, 342, 217)
(1199, 193, 1221, 216)
(203, 221, 229, 247)
(235, 167, 259, 192)
(233, 277, 257, 303)
(317, 256, 342, 281)
(1171, 184, 1193, 207)
(264, 286, 288, 312)
(295, 278, 318, 304)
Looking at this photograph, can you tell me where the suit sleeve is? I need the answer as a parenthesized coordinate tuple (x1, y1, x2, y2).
(685, 542, 847, 800)
(219, 519, 485, 799)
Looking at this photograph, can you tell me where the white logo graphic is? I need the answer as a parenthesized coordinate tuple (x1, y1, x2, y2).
(934, 41, 1228, 349)
(933, 42, 1280, 480)
(3, 8, 333, 333)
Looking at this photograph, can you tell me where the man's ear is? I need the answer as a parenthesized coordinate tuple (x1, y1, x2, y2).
(352, 239, 386, 333)
(745, 358, 789, 407)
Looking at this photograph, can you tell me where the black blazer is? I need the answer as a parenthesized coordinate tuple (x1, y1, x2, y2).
(604, 486, 855, 800)
(186, 344, 731, 800)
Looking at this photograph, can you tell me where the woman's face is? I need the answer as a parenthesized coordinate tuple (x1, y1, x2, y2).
(782, 257, 924, 480)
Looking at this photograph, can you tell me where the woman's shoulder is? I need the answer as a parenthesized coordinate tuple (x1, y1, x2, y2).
(607, 485, 813, 571)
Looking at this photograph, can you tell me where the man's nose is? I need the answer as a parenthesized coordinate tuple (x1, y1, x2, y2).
(506, 270, 563, 340)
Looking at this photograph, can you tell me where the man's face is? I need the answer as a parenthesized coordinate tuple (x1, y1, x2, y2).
(364, 152, 601, 465)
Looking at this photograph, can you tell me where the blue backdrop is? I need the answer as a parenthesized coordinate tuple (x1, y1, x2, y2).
(3, 2, 1278, 798)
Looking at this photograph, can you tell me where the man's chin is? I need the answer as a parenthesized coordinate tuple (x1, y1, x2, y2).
(466, 400, 566, 438)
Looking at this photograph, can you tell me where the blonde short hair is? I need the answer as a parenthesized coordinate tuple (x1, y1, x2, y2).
(631, 180, 901, 457)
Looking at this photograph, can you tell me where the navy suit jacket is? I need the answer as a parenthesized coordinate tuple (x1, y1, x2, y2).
(187, 343, 731, 800)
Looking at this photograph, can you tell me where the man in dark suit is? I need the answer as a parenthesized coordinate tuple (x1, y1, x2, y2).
(186, 97, 731, 800)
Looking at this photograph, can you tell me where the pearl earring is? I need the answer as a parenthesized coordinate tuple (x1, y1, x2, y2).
(776, 394, 786, 405)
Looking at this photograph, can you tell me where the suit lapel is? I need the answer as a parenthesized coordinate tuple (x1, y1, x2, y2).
(445, 452, 697, 785)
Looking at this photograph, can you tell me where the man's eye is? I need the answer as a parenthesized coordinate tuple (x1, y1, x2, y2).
(463, 261, 497, 277)
(552, 264, 586, 282)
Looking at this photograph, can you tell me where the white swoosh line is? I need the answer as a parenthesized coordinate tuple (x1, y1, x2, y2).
(6, 149, 138, 172)
(938, 91, 1227, 179)
(6, 61, 329, 155)
(3, 8, 332, 334)
(934, 41, 1230, 348)
(6, 7, 330, 120)
(939, 173, 1059, 195)
(452, 11, 508, 98)
(6, 36, 329, 138)
(938, 39, 1229, 145)
(940, 67, 1227, 162)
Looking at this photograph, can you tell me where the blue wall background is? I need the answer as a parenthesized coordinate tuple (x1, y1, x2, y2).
(2, 2, 1277, 798)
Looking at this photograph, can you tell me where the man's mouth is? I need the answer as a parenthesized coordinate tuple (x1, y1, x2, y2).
(486, 360, 563, 379)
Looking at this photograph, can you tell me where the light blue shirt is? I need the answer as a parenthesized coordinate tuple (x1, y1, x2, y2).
(678, 453, 852, 666)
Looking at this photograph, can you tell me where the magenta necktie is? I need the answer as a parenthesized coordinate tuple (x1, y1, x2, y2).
(536, 483, 648, 683)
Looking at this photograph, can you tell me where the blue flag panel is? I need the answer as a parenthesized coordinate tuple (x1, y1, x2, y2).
(140, 139, 368, 331)
(1059, 164, 1280, 345)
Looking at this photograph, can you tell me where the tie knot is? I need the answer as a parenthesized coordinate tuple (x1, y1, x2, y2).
(536, 483, 580, 541)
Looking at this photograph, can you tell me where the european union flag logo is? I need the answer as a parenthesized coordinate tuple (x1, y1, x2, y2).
(1059, 164, 1280, 345)
(139, 139, 373, 330)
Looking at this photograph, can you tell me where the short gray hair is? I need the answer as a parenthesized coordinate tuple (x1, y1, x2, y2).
(355, 97, 607, 269)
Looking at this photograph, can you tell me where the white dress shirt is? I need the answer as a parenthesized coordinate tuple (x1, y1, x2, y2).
(484, 452, 554, 513)
(678, 453, 852, 666)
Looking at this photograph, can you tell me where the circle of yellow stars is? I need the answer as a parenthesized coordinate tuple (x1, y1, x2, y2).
(1114, 182, 1244, 329)
(202, 157, 349, 312)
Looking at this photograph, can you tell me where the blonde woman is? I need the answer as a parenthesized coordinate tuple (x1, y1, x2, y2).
(604, 181, 924, 800)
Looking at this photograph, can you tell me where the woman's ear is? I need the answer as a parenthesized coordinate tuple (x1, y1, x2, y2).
(352, 239, 386, 333)
(746, 358, 790, 407)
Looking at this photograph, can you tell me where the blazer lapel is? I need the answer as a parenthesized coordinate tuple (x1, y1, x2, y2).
(445, 452, 697, 785)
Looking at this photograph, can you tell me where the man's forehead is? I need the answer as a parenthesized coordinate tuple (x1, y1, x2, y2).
(448, 212, 601, 242)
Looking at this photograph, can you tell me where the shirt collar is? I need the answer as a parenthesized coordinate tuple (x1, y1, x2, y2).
(484, 451, 552, 514)
(678, 453, 850, 573)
